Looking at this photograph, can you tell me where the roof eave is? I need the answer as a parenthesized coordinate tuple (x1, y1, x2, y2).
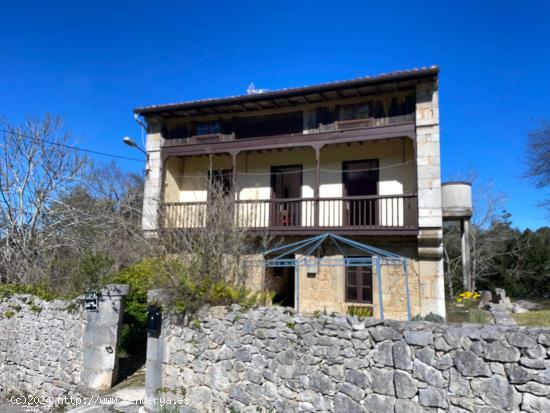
(133, 66, 439, 116)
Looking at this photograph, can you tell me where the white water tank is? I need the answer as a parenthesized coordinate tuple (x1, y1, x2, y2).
(442, 182, 472, 219)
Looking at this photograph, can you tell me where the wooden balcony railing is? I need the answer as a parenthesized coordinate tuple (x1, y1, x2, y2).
(162, 114, 416, 148)
(161, 194, 418, 232)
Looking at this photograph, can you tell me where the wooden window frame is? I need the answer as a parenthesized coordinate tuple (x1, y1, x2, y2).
(194, 120, 221, 137)
(345, 265, 373, 304)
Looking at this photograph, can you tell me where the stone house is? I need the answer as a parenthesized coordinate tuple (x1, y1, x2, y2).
(135, 67, 446, 320)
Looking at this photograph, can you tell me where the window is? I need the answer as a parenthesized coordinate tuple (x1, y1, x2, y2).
(345, 265, 373, 303)
(337, 93, 416, 123)
(338, 103, 370, 121)
(195, 120, 220, 136)
(235, 111, 303, 139)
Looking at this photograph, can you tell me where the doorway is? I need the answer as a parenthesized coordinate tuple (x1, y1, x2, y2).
(270, 165, 302, 226)
(342, 159, 379, 226)
(268, 263, 295, 308)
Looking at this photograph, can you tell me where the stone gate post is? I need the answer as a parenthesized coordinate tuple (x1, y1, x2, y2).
(81, 284, 129, 391)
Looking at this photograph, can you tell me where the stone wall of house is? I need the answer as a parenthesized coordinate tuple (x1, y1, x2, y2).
(415, 77, 446, 319)
(0, 294, 86, 398)
(0, 285, 128, 400)
(148, 305, 550, 413)
(256, 249, 422, 321)
(142, 119, 163, 238)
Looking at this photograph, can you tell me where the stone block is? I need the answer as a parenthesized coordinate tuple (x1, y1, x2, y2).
(471, 376, 522, 410)
(419, 386, 448, 408)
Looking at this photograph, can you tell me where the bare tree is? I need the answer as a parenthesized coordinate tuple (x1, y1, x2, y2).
(0, 113, 272, 304)
(46, 162, 149, 292)
(525, 120, 550, 214)
(156, 177, 273, 312)
(0, 115, 150, 294)
(0, 114, 88, 284)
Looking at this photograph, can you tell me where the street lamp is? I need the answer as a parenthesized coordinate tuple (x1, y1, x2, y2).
(123, 136, 150, 175)
(123, 136, 147, 156)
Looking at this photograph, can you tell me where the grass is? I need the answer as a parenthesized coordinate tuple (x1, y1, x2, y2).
(446, 302, 491, 324)
(513, 310, 550, 327)
(448, 297, 550, 326)
(512, 298, 550, 327)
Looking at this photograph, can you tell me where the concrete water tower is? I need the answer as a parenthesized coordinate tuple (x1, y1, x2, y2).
(442, 182, 473, 290)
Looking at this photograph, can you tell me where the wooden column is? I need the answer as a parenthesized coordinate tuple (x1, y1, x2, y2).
(314, 146, 320, 227)
(461, 218, 472, 291)
(231, 151, 238, 201)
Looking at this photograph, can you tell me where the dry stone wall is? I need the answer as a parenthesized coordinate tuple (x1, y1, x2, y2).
(0, 285, 128, 401)
(151, 306, 550, 413)
(0, 294, 86, 398)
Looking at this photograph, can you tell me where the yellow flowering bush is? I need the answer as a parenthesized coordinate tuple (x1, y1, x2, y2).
(455, 291, 481, 303)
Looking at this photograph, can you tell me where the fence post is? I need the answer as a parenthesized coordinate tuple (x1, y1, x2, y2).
(145, 290, 164, 413)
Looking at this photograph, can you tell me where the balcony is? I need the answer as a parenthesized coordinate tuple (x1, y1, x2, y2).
(162, 114, 416, 150)
(161, 194, 418, 235)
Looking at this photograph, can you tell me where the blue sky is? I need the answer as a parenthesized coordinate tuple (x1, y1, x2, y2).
(1, 1, 549, 229)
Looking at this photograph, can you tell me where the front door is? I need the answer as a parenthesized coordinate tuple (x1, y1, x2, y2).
(270, 165, 302, 226)
(343, 160, 379, 226)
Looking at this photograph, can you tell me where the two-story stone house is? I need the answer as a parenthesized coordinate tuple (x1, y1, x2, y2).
(134, 67, 445, 320)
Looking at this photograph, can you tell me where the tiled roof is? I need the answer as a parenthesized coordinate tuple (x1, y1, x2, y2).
(134, 66, 438, 115)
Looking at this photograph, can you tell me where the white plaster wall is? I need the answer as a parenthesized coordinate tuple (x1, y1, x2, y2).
(237, 149, 315, 227)
(319, 139, 415, 226)
(163, 139, 416, 229)
(179, 155, 233, 202)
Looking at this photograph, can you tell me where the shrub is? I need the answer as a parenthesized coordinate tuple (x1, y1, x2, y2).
(146, 257, 274, 317)
(0, 284, 57, 301)
(29, 303, 42, 315)
(71, 253, 115, 292)
(468, 308, 490, 324)
(109, 258, 163, 355)
(3, 310, 15, 319)
(346, 306, 373, 319)
(455, 290, 481, 304)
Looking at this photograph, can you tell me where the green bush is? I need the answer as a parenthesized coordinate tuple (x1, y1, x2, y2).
(145, 257, 274, 317)
(73, 253, 114, 291)
(3, 310, 15, 319)
(110, 258, 163, 355)
(108, 256, 274, 354)
(0, 284, 57, 301)
(346, 306, 373, 319)
(167, 275, 275, 316)
(468, 309, 490, 324)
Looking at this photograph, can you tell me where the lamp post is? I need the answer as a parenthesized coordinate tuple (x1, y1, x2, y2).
(123, 136, 149, 175)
